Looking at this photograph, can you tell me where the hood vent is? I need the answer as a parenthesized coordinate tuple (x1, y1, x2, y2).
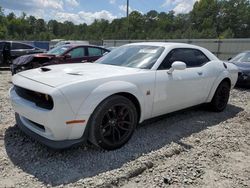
(67, 72, 84, 76)
(40, 67, 51, 72)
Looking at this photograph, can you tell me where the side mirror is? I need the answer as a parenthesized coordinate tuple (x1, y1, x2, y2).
(168, 61, 186, 74)
(64, 54, 71, 59)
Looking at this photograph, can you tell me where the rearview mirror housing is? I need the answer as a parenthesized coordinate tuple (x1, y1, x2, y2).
(168, 61, 186, 74)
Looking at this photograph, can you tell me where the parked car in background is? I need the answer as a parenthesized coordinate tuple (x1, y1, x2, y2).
(0, 41, 45, 65)
(11, 44, 110, 74)
(10, 42, 238, 150)
(50, 40, 89, 49)
(229, 51, 250, 87)
(107, 47, 117, 51)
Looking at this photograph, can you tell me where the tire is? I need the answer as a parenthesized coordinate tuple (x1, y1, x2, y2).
(88, 95, 138, 150)
(209, 81, 230, 112)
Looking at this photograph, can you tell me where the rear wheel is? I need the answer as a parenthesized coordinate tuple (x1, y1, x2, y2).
(209, 81, 230, 112)
(88, 95, 137, 150)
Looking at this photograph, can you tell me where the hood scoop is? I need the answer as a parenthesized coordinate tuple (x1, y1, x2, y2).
(66, 72, 84, 76)
(40, 67, 51, 72)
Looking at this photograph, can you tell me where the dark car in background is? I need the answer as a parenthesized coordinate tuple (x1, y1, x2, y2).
(0, 41, 45, 65)
(229, 51, 250, 87)
(11, 44, 110, 74)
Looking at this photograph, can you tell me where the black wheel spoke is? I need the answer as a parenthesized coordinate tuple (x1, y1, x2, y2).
(120, 120, 132, 125)
(102, 123, 110, 130)
(105, 111, 112, 120)
(122, 111, 129, 119)
(114, 127, 121, 141)
(103, 128, 112, 137)
(111, 107, 117, 118)
(117, 123, 130, 131)
(111, 127, 116, 142)
(119, 106, 126, 115)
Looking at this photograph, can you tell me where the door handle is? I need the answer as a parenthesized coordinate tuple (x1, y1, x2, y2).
(197, 71, 203, 76)
(81, 60, 87, 63)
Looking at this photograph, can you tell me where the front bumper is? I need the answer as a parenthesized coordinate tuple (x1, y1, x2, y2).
(9, 76, 91, 148)
(15, 113, 87, 149)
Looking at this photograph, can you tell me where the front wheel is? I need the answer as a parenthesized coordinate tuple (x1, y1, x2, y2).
(88, 95, 138, 150)
(209, 81, 230, 112)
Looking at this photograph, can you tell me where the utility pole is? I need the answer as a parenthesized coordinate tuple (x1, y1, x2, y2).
(126, 0, 129, 39)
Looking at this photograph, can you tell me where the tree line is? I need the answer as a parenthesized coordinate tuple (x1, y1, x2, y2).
(0, 0, 250, 41)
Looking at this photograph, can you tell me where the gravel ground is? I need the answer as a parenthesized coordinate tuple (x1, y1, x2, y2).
(0, 70, 250, 188)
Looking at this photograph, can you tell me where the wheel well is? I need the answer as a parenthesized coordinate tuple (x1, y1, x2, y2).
(221, 78, 231, 87)
(114, 92, 141, 122)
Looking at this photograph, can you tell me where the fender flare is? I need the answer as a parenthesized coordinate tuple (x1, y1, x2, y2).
(206, 71, 232, 102)
(77, 80, 145, 122)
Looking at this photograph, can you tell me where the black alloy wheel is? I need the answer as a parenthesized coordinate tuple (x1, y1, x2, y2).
(100, 104, 134, 145)
(89, 95, 137, 150)
(210, 81, 230, 112)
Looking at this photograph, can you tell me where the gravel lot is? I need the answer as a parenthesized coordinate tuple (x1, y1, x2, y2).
(0, 70, 250, 188)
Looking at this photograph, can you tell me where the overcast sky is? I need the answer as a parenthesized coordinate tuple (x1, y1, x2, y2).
(0, 0, 198, 25)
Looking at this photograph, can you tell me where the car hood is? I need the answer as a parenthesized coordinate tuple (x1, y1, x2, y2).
(16, 63, 143, 87)
(33, 53, 56, 58)
(231, 62, 250, 70)
(13, 53, 55, 66)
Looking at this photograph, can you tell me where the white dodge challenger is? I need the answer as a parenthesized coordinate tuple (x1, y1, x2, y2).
(9, 42, 238, 150)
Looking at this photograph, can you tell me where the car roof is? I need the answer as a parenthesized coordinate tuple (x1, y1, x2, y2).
(0, 41, 35, 46)
(125, 42, 219, 61)
(125, 42, 204, 49)
(61, 44, 109, 49)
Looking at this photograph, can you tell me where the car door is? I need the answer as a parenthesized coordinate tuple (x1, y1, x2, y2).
(87, 47, 106, 62)
(152, 48, 211, 117)
(11, 42, 35, 58)
(64, 47, 86, 63)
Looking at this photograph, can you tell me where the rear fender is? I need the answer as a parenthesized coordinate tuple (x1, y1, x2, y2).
(206, 70, 233, 102)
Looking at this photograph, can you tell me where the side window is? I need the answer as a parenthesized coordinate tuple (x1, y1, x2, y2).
(68, 47, 85, 58)
(88, 47, 102, 56)
(102, 49, 109, 55)
(158, 48, 210, 70)
(12, 43, 33, 50)
(188, 49, 210, 67)
(4, 43, 10, 51)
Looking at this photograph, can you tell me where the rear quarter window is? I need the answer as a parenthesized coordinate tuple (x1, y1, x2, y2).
(88, 47, 103, 56)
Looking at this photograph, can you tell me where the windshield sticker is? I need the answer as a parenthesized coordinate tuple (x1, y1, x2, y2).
(138, 49, 158, 54)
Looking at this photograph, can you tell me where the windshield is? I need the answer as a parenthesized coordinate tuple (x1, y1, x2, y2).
(47, 45, 71, 55)
(96, 45, 164, 69)
(230, 52, 250, 63)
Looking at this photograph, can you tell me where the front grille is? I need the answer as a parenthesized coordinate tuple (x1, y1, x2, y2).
(28, 119, 45, 132)
(14, 85, 54, 110)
